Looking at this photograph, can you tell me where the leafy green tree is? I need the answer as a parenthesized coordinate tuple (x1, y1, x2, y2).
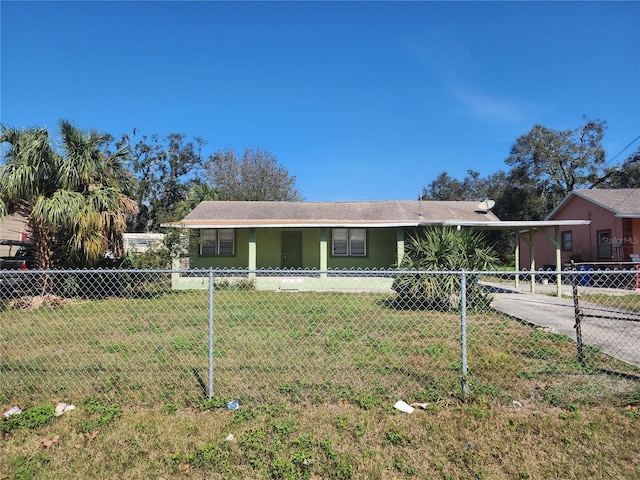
(422, 170, 500, 202)
(500, 117, 607, 220)
(421, 169, 515, 261)
(590, 147, 640, 189)
(393, 227, 499, 311)
(423, 118, 633, 223)
(117, 131, 206, 231)
(204, 148, 303, 201)
(0, 120, 137, 269)
(507, 117, 606, 194)
(422, 172, 468, 200)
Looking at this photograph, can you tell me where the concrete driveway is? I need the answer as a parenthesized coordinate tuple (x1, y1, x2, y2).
(486, 282, 640, 368)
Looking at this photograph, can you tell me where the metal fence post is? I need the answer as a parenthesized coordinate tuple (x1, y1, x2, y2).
(460, 271, 469, 398)
(570, 262, 584, 365)
(208, 268, 215, 398)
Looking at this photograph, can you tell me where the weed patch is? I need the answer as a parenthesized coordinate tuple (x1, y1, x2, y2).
(386, 423, 415, 446)
(8, 453, 50, 480)
(81, 397, 122, 433)
(1, 404, 54, 434)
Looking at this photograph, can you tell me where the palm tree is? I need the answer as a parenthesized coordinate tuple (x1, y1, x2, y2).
(393, 227, 500, 310)
(1, 126, 58, 269)
(0, 120, 138, 271)
(55, 120, 137, 265)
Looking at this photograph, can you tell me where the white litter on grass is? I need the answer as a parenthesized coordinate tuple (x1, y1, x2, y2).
(55, 402, 76, 417)
(393, 400, 415, 414)
(3, 406, 22, 419)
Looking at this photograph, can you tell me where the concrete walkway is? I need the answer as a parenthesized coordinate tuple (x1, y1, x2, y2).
(485, 282, 640, 368)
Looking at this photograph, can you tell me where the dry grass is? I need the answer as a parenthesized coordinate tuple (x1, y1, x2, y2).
(2, 401, 640, 479)
(6, 294, 71, 310)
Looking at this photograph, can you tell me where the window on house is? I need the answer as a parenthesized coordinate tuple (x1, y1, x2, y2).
(597, 230, 611, 259)
(561, 231, 572, 251)
(200, 229, 235, 256)
(332, 228, 366, 256)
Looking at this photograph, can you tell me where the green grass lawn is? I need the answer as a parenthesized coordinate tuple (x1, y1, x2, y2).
(3, 290, 638, 406)
(2, 289, 639, 479)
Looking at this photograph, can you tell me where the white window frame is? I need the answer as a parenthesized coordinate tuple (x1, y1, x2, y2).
(332, 228, 366, 256)
(200, 229, 235, 256)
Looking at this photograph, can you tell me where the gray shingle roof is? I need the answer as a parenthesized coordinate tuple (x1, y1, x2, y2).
(174, 200, 500, 228)
(573, 189, 640, 216)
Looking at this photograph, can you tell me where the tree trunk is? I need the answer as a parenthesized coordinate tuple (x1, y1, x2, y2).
(30, 221, 55, 271)
(29, 220, 56, 295)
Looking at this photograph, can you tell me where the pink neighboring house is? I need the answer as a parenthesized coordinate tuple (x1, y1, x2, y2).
(519, 189, 640, 269)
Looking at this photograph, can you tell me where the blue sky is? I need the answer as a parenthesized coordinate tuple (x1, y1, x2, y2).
(2, 1, 639, 202)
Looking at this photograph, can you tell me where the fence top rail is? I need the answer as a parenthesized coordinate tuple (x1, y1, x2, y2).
(572, 261, 640, 267)
(1, 267, 639, 275)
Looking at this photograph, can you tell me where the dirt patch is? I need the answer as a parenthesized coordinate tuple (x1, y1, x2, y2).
(7, 294, 72, 310)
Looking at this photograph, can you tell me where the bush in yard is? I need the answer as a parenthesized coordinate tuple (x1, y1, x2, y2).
(120, 248, 172, 270)
(393, 227, 499, 311)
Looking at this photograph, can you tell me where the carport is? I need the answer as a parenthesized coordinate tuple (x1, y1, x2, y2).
(439, 220, 591, 297)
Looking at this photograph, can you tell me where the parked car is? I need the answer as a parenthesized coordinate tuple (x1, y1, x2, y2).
(0, 240, 35, 297)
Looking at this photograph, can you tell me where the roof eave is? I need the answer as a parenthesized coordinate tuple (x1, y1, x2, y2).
(162, 221, 424, 229)
(552, 190, 628, 217)
(441, 220, 591, 230)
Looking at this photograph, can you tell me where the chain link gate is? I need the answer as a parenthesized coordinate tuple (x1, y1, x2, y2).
(569, 267, 640, 371)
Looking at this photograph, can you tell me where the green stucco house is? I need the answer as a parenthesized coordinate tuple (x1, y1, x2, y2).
(170, 200, 499, 276)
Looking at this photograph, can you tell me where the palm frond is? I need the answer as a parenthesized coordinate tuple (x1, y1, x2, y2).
(32, 191, 85, 229)
(0, 127, 56, 201)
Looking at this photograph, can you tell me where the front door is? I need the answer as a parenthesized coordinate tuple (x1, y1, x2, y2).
(282, 232, 302, 268)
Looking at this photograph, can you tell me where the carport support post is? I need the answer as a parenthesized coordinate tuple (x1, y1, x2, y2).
(529, 229, 536, 294)
(320, 228, 328, 278)
(460, 271, 469, 398)
(208, 268, 215, 398)
(537, 226, 563, 298)
(514, 231, 520, 289)
(396, 227, 405, 266)
(248, 228, 256, 280)
(555, 225, 562, 297)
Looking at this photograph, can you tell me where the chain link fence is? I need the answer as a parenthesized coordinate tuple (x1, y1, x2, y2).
(1, 268, 639, 408)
